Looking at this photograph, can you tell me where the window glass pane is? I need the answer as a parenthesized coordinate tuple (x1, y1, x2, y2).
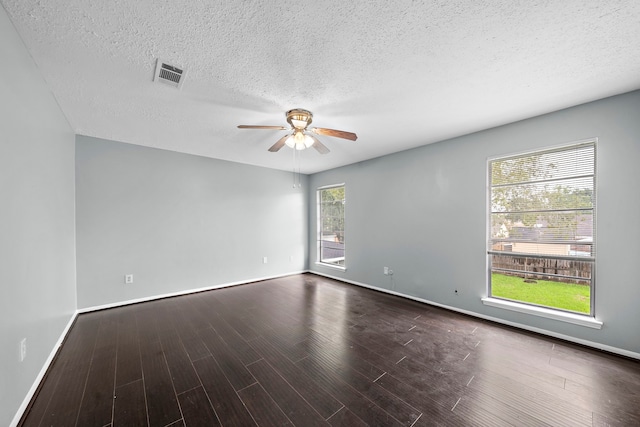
(488, 142, 595, 315)
(319, 186, 345, 266)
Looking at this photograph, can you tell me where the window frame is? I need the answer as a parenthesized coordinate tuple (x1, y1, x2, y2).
(316, 183, 346, 271)
(483, 139, 601, 328)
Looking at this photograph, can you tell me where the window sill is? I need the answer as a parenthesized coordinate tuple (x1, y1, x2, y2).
(315, 262, 347, 272)
(481, 297, 603, 329)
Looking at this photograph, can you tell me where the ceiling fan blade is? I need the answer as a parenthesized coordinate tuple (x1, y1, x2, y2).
(310, 127, 357, 141)
(238, 125, 288, 130)
(268, 134, 290, 152)
(308, 134, 330, 154)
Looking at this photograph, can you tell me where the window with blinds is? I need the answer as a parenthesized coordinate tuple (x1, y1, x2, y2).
(488, 141, 596, 315)
(318, 184, 346, 267)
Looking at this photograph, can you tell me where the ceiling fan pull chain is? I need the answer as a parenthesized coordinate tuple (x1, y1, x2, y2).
(291, 149, 302, 189)
(292, 147, 297, 188)
(297, 150, 302, 188)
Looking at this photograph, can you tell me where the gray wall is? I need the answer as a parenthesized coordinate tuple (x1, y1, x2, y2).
(75, 136, 308, 309)
(309, 90, 640, 355)
(0, 5, 77, 426)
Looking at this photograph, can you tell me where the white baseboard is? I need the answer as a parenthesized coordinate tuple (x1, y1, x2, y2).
(78, 271, 308, 313)
(11, 310, 79, 427)
(309, 271, 640, 361)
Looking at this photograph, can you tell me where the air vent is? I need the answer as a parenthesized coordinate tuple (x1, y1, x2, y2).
(154, 59, 186, 89)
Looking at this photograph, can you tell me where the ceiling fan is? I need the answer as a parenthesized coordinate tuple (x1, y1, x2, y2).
(237, 108, 357, 154)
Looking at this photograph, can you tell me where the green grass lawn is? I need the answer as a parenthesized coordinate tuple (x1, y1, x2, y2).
(491, 272, 590, 314)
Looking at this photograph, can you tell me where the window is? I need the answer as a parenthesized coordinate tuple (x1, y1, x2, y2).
(488, 141, 595, 316)
(318, 184, 345, 267)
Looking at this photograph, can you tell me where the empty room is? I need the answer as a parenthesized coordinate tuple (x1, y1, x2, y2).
(2, 1, 639, 426)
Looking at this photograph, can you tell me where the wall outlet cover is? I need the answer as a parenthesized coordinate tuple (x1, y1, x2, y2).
(20, 338, 27, 362)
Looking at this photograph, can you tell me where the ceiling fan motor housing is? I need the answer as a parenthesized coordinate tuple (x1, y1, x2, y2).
(286, 109, 313, 129)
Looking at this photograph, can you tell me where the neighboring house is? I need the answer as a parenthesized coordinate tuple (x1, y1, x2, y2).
(511, 241, 570, 256)
(495, 215, 593, 257)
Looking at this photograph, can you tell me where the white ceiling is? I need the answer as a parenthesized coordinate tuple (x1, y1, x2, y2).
(3, 1, 640, 174)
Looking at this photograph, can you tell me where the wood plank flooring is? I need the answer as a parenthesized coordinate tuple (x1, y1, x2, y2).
(19, 273, 640, 426)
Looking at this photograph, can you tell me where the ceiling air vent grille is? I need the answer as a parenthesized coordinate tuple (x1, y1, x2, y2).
(154, 59, 186, 89)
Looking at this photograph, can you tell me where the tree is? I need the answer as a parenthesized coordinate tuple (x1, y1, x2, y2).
(491, 154, 553, 227)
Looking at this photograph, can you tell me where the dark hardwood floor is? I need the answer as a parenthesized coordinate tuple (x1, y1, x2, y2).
(19, 273, 640, 426)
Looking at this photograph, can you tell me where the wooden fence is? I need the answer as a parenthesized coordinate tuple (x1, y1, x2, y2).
(491, 255, 592, 285)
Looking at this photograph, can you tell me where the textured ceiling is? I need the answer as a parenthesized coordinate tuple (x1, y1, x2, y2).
(3, 0, 640, 173)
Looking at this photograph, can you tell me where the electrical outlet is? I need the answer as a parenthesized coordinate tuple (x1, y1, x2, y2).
(125, 274, 133, 284)
(20, 338, 27, 362)
(263, 257, 268, 264)
(384, 267, 389, 275)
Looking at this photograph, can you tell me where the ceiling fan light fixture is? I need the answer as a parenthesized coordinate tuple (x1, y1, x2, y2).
(284, 135, 295, 148)
(303, 134, 314, 148)
(291, 119, 308, 129)
(285, 130, 313, 150)
(284, 133, 299, 149)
